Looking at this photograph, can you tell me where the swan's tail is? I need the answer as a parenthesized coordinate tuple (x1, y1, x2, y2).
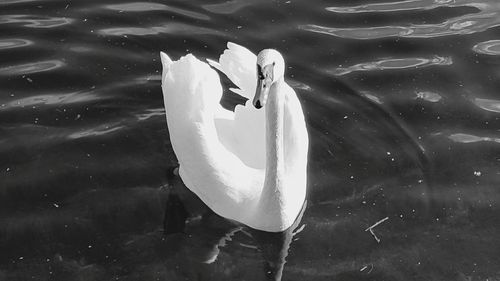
(160, 52, 173, 85)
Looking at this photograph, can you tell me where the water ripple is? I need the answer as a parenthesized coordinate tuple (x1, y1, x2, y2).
(326, 0, 483, 13)
(106, 2, 210, 20)
(1, 91, 101, 110)
(0, 15, 73, 28)
(302, 0, 500, 40)
(449, 133, 500, 144)
(99, 23, 221, 36)
(472, 40, 500, 55)
(202, 0, 254, 14)
(332, 56, 452, 75)
(473, 98, 500, 113)
(0, 0, 38, 5)
(135, 108, 165, 121)
(0, 38, 32, 50)
(0, 60, 65, 76)
(68, 123, 125, 140)
(301, 14, 499, 39)
(415, 91, 442, 102)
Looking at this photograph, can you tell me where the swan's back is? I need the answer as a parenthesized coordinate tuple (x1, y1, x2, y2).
(160, 52, 264, 224)
(160, 43, 308, 231)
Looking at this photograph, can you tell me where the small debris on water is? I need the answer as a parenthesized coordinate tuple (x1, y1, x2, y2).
(473, 171, 481, 177)
(365, 217, 389, 243)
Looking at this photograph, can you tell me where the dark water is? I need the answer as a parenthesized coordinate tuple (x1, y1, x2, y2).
(1, 0, 500, 280)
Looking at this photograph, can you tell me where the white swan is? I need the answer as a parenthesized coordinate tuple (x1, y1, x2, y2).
(160, 42, 308, 232)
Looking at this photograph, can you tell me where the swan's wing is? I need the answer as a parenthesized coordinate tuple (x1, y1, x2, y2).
(209, 43, 266, 169)
(161, 53, 265, 226)
(207, 42, 257, 99)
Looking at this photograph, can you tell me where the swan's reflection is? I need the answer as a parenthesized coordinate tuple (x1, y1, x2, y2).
(163, 166, 306, 281)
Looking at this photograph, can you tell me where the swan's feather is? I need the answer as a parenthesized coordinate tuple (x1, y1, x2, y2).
(160, 43, 307, 232)
(208, 42, 257, 100)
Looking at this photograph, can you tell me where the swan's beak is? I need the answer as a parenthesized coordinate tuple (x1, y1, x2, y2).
(253, 64, 274, 109)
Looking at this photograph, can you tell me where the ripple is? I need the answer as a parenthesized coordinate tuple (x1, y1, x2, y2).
(106, 2, 210, 20)
(415, 91, 442, 102)
(473, 98, 500, 113)
(472, 40, 500, 55)
(135, 108, 165, 121)
(0, 60, 65, 76)
(332, 56, 452, 75)
(326, 0, 481, 13)
(0, 15, 73, 28)
(300, 10, 500, 39)
(202, 0, 254, 14)
(68, 123, 125, 140)
(0, 38, 32, 50)
(69, 46, 92, 53)
(0, 0, 38, 4)
(99, 23, 221, 36)
(2, 91, 101, 110)
(288, 80, 312, 92)
(449, 133, 500, 144)
(362, 92, 383, 104)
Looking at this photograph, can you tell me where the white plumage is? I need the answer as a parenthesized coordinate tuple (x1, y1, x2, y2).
(160, 42, 308, 232)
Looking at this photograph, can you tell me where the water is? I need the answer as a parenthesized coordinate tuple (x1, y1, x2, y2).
(1, 0, 499, 280)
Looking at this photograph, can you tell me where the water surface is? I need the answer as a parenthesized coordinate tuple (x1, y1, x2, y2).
(1, 0, 499, 280)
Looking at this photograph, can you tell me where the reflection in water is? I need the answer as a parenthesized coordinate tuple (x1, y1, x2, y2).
(0, 0, 38, 5)
(333, 56, 451, 75)
(301, 14, 499, 39)
(473, 98, 500, 113)
(0, 15, 73, 28)
(99, 23, 221, 36)
(0, 38, 32, 50)
(0, 60, 65, 75)
(448, 133, 500, 144)
(1, 91, 100, 110)
(472, 40, 500, 55)
(202, 0, 255, 14)
(1, 0, 500, 279)
(288, 79, 312, 92)
(135, 108, 165, 121)
(105, 2, 210, 20)
(302, 0, 500, 39)
(362, 92, 383, 104)
(415, 91, 442, 102)
(164, 168, 307, 281)
(326, 0, 482, 13)
(68, 123, 125, 139)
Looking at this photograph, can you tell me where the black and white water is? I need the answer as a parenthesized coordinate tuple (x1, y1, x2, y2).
(1, 0, 499, 280)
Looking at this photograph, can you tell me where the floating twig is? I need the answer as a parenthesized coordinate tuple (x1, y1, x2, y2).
(360, 264, 374, 274)
(365, 217, 389, 243)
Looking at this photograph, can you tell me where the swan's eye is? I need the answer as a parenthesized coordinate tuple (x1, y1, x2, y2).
(257, 65, 264, 80)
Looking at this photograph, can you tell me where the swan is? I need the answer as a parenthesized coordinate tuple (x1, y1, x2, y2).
(160, 42, 308, 232)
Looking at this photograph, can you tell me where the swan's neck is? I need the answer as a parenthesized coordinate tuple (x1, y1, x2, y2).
(262, 78, 286, 206)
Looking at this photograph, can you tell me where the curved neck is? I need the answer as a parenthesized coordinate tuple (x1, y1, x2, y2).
(263, 78, 285, 199)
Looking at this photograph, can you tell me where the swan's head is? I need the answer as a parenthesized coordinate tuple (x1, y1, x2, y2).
(253, 49, 285, 109)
